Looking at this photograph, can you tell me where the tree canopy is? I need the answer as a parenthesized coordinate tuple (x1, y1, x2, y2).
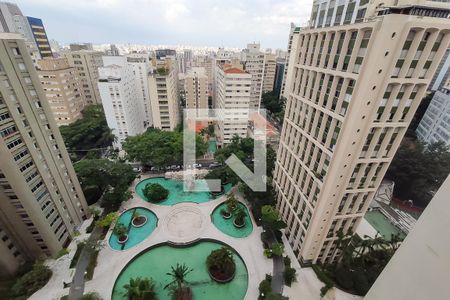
(122, 128, 207, 167)
(261, 91, 285, 121)
(386, 138, 450, 207)
(59, 105, 114, 160)
(74, 159, 136, 206)
(143, 183, 169, 202)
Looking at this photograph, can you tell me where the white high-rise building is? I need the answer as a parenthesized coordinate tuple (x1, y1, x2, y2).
(263, 53, 277, 93)
(98, 56, 146, 149)
(273, 3, 450, 265)
(216, 64, 252, 145)
(244, 43, 265, 110)
(417, 88, 450, 146)
(365, 175, 450, 300)
(125, 53, 153, 127)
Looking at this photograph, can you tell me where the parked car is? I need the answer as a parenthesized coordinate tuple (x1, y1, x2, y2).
(193, 163, 202, 168)
(150, 167, 159, 171)
(208, 162, 222, 169)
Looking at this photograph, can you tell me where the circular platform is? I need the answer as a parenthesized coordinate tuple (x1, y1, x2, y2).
(163, 205, 207, 243)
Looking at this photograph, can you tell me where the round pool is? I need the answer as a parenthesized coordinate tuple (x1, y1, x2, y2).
(135, 177, 232, 205)
(112, 241, 248, 300)
(211, 202, 253, 238)
(109, 207, 158, 251)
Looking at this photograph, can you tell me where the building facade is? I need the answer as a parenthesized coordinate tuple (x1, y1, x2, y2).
(273, 10, 450, 265)
(244, 43, 265, 110)
(64, 50, 103, 105)
(262, 53, 277, 93)
(0, 33, 89, 276)
(216, 64, 252, 145)
(26, 17, 52, 58)
(274, 58, 286, 97)
(429, 46, 450, 91)
(417, 88, 450, 146)
(37, 58, 85, 126)
(185, 67, 209, 115)
(98, 56, 146, 149)
(148, 59, 180, 130)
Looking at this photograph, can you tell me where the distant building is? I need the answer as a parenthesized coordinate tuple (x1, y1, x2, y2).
(148, 58, 180, 130)
(69, 43, 93, 51)
(185, 67, 209, 115)
(98, 56, 147, 149)
(274, 58, 286, 97)
(216, 64, 252, 145)
(417, 88, 450, 146)
(26, 17, 52, 58)
(64, 50, 103, 104)
(37, 58, 85, 126)
(243, 43, 265, 110)
(0, 33, 88, 277)
(155, 49, 176, 60)
(429, 47, 450, 91)
(262, 53, 276, 93)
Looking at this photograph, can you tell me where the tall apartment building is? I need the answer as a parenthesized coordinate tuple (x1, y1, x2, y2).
(98, 56, 146, 149)
(185, 67, 209, 115)
(262, 53, 276, 93)
(365, 175, 450, 300)
(417, 88, 450, 146)
(274, 58, 286, 97)
(273, 5, 450, 265)
(64, 50, 103, 105)
(280, 23, 299, 100)
(26, 17, 52, 58)
(244, 43, 265, 110)
(193, 55, 213, 96)
(125, 53, 153, 127)
(216, 64, 252, 145)
(36, 58, 85, 126)
(148, 59, 180, 130)
(0, 33, 89, 276)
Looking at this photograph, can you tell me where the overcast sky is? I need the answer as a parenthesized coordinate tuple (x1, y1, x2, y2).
(17, 0, 312, 49)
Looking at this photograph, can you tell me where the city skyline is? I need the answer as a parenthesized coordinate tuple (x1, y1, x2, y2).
(17, 0, 312, 49)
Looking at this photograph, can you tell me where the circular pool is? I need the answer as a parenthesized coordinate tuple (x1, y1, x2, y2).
(135, 177, 232, 205)
(112, 241, 248, 300)
(109, 207, 158, 251)
(211, 202, 253, 238)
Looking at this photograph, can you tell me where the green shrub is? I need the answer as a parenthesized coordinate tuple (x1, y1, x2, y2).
(143, 183, 169, 202)
(56, 248, 69, 258)
(335, 266, 353, 290)
(85, 250, 99, 281)
(79, 292, 103, 300)
(283, 267, 297, 287)
(283, 256, 291, 267)
(352, 270, 370, 296)
(258, 274, 272, 296)
(96, 212, 118, 228)
(11, 262, 52, 298)
(312, 265, 334, 297)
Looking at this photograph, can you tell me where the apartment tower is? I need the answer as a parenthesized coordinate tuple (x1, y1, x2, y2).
(64, 50, 103, 105)
(148, 58, 180, 130)
(262, 53, 277, 93)
(37, 58, 85, 126)
(216, 64, 252, 145)
(0, 33, 89, 276)
(273, 3, 450, 265)
(185, 67, 209, 115)
(98, 56, 147, 149)
(244, 43, 265, 110)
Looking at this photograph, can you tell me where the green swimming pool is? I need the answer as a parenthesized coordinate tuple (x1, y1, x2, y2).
(364, 210, 406, 241)
(109, 207, 158, 251)
(211, 202, 253, 238)
(136, 177, 232, 205)
(112, 241, 248, 300)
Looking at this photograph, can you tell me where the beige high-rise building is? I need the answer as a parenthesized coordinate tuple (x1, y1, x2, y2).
(0, 33, 89, 276)
(262, 53, 277, 93)
(244, 43, 265, 110)
(148, 59, 180, 130)
(64, 50, 103, 105)
(193, 55, 213, 95)
(37, 58, 85, 126)
(185, 67, 209, 114)
(273, 5, 450, 265)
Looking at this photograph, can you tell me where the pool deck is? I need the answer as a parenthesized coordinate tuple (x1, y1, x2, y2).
(84, 175, 272, 300)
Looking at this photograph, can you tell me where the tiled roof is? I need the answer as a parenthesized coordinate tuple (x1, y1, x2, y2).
(224, 67, 246, 74)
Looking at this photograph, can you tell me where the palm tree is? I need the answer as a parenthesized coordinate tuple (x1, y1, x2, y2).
(164, 263, 193, 300)
(123, 277, 156, 300)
